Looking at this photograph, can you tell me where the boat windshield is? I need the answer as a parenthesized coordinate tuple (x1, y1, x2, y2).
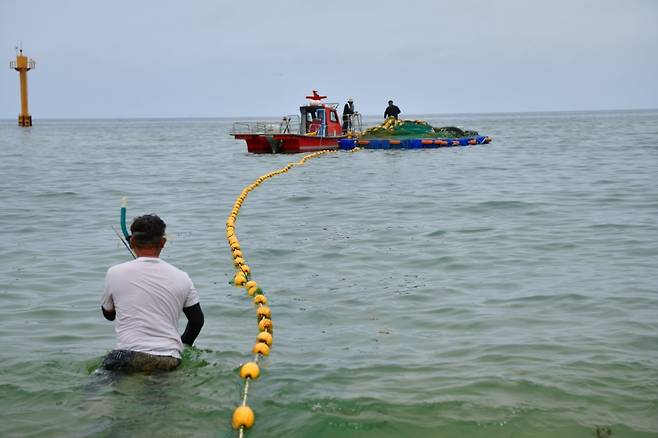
(301, 106, 327, 134)
(306, 108, 323, 122)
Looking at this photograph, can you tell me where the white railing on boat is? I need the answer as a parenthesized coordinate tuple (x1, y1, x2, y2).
(231, 115, 301, 135)
(231, 113, 363, 136)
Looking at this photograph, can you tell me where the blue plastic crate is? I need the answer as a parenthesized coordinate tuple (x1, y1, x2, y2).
(339, 139, 356, 150)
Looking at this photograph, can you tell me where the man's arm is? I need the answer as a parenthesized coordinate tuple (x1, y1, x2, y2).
(101, 306, 116, 321)
(101, 275, 116, 321)
(181, 303, 204, 346)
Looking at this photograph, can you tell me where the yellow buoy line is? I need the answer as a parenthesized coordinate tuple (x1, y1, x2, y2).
(227, 148, 358, 436)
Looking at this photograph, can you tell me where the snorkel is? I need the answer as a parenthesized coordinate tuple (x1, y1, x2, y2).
(114, 197, 136, 259)
(120, 197, 131, 241)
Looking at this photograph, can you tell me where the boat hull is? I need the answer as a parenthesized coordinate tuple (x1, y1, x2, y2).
(272, 134, 341, 154)
(233, 134, 280, 154)
(233, 134, 342, 154)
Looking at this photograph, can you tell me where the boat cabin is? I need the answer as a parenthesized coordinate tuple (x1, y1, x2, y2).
(300, 104, 342, 137)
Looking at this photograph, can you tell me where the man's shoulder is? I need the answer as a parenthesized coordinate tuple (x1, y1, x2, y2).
(107, 258, 190, 280)
(156, 259, 192, 281)
(107, 259, 138, 275)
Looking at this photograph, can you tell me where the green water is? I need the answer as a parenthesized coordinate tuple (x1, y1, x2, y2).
(0, 112, 656, 437)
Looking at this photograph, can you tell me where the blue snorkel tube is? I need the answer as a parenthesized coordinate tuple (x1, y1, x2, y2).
(120, 197, 131, 241)
(114, 197, 136, 259)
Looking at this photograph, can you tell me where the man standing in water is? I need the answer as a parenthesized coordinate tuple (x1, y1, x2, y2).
(100, 214, 204, 372)
(384, 100, 401, 119)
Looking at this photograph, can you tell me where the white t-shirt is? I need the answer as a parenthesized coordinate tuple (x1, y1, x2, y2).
(101, 257, 199, 358)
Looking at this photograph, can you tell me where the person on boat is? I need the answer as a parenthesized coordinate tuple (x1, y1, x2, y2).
(384, 100, 401, 119)
(342, 97, 355, 134)
(100, 214, 204, 372)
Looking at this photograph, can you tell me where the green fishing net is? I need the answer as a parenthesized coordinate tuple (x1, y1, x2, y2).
(360, 117, 479, 139)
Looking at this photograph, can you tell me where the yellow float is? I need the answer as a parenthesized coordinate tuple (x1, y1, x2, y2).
(225, 149, 336, 435)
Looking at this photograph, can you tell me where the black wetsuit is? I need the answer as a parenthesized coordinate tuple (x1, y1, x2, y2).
(384, 104, 401, 119)
(342, 102, 355, 133)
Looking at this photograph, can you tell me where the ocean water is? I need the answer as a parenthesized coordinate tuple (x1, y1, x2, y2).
(0, 111, 657, 438)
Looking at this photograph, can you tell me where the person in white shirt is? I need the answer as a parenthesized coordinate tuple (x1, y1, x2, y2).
(100, 214, 204, 372)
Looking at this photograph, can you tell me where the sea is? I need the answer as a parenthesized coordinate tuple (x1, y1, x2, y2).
(0, 110, 656, 437)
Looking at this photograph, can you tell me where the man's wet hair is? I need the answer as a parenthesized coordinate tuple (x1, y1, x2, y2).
(130, 214, 166, 247)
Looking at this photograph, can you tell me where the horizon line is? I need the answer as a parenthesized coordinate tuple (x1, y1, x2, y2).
(0, 107, 657, 121)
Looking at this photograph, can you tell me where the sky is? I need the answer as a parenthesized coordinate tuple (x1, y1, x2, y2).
(1, 0, 657, 118)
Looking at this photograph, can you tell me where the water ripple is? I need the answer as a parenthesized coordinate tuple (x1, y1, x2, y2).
(1, 112, 657, 437)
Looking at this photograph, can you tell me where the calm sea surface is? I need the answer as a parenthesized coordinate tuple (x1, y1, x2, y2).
(0, 111, 657, 437)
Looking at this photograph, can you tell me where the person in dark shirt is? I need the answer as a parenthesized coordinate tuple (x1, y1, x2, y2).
(384, 100, 401, 119)
(342, 98, 355, 134)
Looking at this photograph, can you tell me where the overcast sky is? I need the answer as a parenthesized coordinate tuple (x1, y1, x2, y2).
(1, 0, 657, 118)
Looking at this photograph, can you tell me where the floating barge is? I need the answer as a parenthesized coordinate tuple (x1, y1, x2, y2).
(339, 136, 492, 150)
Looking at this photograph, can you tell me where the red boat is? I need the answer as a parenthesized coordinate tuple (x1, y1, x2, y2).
(231, 91, 361, 154)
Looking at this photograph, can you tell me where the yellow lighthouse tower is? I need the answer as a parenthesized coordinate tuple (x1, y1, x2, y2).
(10, 48, 36, 127)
